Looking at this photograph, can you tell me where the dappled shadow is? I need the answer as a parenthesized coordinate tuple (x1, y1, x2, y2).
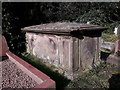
(108, 74, 120, 89)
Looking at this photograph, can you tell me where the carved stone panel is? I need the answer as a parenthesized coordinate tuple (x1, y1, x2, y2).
(26, 32, 73, 71)
(80, 37, 98, 69)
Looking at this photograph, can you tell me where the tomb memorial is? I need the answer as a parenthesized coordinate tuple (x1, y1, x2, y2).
(22, 22, 107, 80)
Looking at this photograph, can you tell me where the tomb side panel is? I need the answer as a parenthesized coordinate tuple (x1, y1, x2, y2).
(25, 32, 73, 72)
(59, 36, 74, 72)
(26, 32, 60, 66)
(80, 37, 98, 70)
(72, 37, 79, 72)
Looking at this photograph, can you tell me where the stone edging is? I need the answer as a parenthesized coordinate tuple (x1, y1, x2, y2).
(6, 51, 56, 89)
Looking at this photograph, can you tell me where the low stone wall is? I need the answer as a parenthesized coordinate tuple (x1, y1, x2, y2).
(6, 51, 56, 88)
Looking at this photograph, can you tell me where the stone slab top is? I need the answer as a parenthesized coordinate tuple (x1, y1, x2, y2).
(21, 22, 107, 35)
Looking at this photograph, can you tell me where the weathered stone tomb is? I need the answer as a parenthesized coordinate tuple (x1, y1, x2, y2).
(22, 22, 107, 80)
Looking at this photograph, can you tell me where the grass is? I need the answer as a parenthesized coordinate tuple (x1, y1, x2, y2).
(20, 53, 70, 90)
(66, 61, 120, 89)
(101, 33, 120, 42)
(115, 51, 120, 57)
(20, 52, 120, 89)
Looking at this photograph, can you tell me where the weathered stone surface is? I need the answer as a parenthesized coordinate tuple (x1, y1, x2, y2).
(23, 22, 107, 80)
(107, 54, 120, 66)
(101, 42, 115, 51)
(80, 37, 98, 70)
(0, 35, 9, 57)
(25, 32, 101, 79)
(22, 22, 107, 34)
(26, 32, 73, 72)
(115, 39, 120, 53)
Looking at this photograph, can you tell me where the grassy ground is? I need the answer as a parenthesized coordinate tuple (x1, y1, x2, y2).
(20, 52, 120, 89)
(65, 61, 120, 89)
(101, 33, 120, 42)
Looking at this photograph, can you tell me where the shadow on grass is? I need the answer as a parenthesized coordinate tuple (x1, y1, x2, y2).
(108, 74, 120, 89)
(20, 54, 70, 90)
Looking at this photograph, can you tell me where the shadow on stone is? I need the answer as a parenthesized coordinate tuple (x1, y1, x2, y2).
(108, 74, 120, 89)
(0, 56, 8, 61)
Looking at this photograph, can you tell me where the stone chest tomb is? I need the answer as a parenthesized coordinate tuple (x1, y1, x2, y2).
(21, 22, 107, 80)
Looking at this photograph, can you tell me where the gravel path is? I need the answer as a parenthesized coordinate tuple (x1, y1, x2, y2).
(1, 59, 38, 89)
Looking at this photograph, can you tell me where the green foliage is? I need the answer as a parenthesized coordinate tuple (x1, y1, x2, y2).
(76, 2, 120, 34)
(2, 3, 26, 55)
(76, 9, 106, 25)
(115, 51, 120, 57)
(105, 21, 120, 34)
(102, 33, 120, 42)
(66, 62, 119, 88)
(2, 2, 120, 55)
(21, 52, 29, 57)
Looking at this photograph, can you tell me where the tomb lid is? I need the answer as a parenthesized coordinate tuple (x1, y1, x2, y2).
(21, 22, 107, 35)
